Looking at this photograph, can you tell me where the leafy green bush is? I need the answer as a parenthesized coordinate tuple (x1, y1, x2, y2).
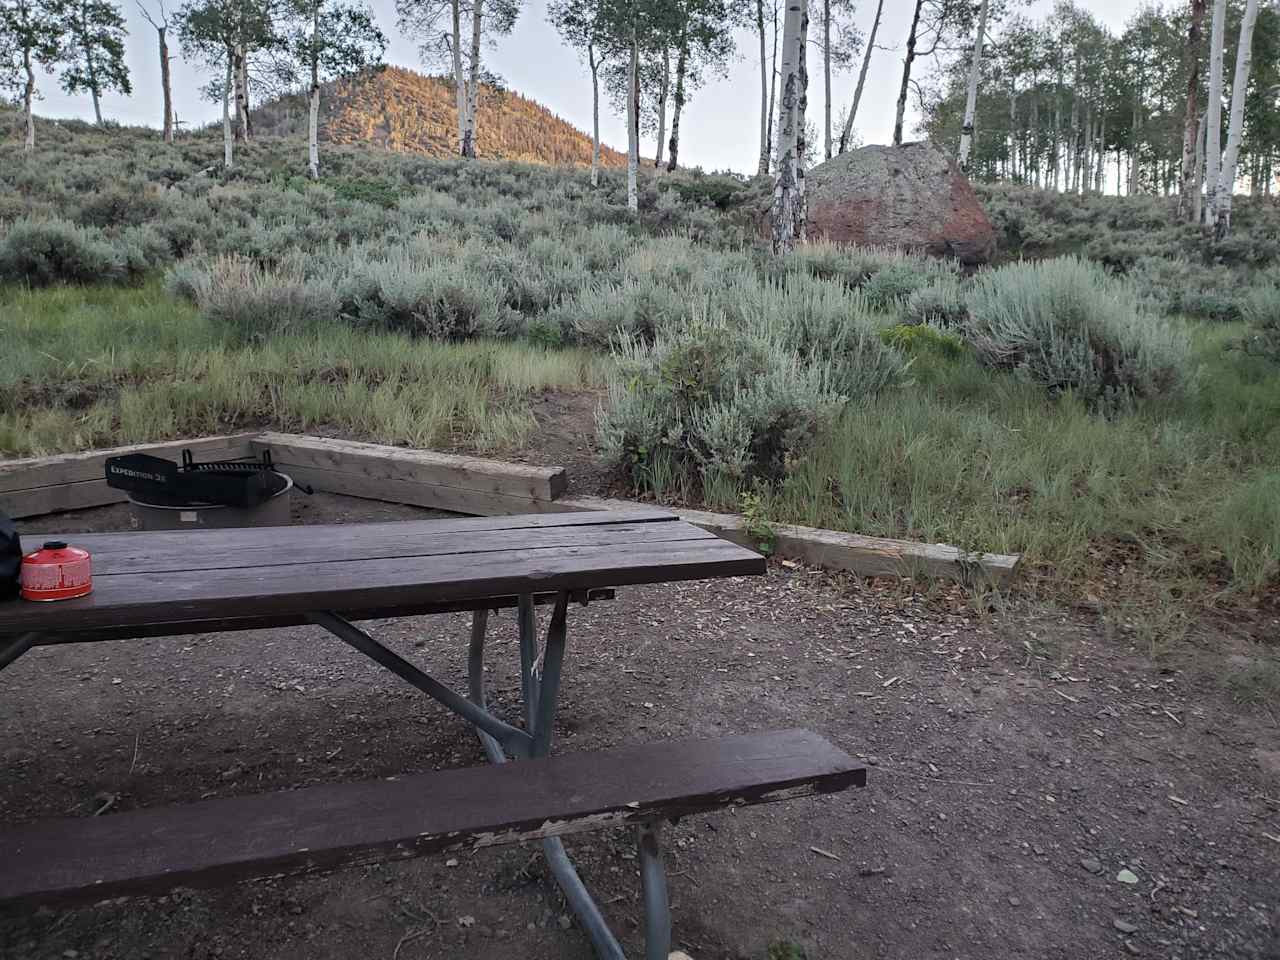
(661, 173, 749, 210)
(0, 218, 125, 286)
(963, 257, 1191, 407)
(881, 322, 967, 359)
(322, 179, 401, 211)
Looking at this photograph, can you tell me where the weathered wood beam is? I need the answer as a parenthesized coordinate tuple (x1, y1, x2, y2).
(0, 435, 257, 519)
(560, 497, 1021, 588)
(251, 433, 571, 516)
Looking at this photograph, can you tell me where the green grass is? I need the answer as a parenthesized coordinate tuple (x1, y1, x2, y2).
(0, 283, 605, 458)
(743, 319, 1280, 598)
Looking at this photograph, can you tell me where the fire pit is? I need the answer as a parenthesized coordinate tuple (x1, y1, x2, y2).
(104, 449, 295, 530)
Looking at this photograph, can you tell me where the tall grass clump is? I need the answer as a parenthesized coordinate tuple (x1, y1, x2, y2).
(166, 255, 339, 342)
(964, 257, 1191, 408)
(1239, 280, 1280, 361)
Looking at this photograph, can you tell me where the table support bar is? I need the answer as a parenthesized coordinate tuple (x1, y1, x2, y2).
(463, 594, 680, 960)
(0, 633, 37, 674)
(639, 821, 672, 960)
(308, 611, 533, 759)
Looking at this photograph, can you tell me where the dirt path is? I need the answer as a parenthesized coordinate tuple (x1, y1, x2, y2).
(1, 500, 1277, 960)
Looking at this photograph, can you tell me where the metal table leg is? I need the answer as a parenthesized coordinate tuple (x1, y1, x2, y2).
(468, 592, 650, 960)
(0, 633, 37, 673)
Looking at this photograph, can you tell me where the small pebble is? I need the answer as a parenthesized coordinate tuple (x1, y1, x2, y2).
(1114, 919, 1138, 934)
(1080, 858, 1103, 875)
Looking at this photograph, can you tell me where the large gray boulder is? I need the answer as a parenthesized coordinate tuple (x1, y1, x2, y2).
(805, 141, 997, 266)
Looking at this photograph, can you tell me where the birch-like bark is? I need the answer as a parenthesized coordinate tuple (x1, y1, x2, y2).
(1215, 0, 1259, 239)
(1051, 88, 1060, 191)
(158, 25, 174, 143)
(1177, 0, 1207, 220)
(77, 0, 105, 124)
(665, 21, 688, 172)
(838, 0, 880, 155)
(463, 0, 483, 158)
(23, 43, 36, 152)
(893, 0, 922, 146)
(1008, 90, 1017, 180)
(588, 42, 600, 187)
(956, 0, 989, 171)
(1193, 111, 1206, 222)
(1204, 0, 1227, 224)
(451, 0, 467, 155)
(757, 0, 770, 174)
(222, 54, 234, 167)
(1128, 85, 1139, 194)
(307, 0, 320, 178)
(771, 0, 807, 253)
(627, 32, 638, 213)
(766, 2, 778, 167)
(232, 46, 250, 142)
(655, 48, 669, 167)
(822, 0, 830, 160)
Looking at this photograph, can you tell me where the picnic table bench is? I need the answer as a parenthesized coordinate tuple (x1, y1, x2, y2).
(0, 510, 866, 959)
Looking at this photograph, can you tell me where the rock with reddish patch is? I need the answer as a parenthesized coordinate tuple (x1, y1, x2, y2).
(805, 141, 997, 266)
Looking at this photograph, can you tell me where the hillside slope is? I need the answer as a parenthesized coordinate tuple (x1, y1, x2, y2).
(256, 66, 626, 167)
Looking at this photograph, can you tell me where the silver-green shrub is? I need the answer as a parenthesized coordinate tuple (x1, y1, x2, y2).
(0, 218, 126, 286)
(964, 257, 1191, 407)
(167, 255, 339, 342)
(597, 273, 906, 495)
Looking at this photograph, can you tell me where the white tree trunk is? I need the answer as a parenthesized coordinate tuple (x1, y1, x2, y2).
(222, 55, 234, 167)
(1215, 0, 1259, 239)
(822, 0, 830, 160)
(1193, 111, 1206, 223)
(771, 0, 807, 253)
(838, 0, 881, 155)
(1204, 0, 1227, 224)
(307, 0, 321, 179)
(451, 0, 467, 155)
(158, 26, 174, 144)
(655, 48, 669, 167)
(589, 44, 600, 187)
(627, 33, 638, 213)
(463, 0, 483, 158)
(233, 46, 250, 142)
(956, 0, 989, 171)
(757, 0, 770, 174)
(22, 46, 35, 152)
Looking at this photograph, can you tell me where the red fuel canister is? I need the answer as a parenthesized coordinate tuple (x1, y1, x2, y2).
(20, 541, 93, 602)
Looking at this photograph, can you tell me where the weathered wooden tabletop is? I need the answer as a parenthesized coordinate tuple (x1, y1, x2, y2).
(0, 510, 765, 642)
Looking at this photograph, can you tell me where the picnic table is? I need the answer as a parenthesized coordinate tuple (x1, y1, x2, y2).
(0, 510, 865, 959)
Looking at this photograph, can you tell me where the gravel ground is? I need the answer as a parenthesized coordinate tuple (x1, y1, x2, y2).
(1, 496, 1277, 960)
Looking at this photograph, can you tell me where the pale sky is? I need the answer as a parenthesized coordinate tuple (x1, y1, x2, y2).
(33, 0, 1147, 173)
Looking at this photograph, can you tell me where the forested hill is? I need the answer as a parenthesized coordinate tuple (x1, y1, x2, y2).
(254, 66, 626, 167)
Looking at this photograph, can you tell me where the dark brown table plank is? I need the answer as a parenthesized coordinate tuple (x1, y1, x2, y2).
(0, 729, 865, 909)
(0, 532, 764, 636)
(62, 509, 674, 566)
(26, 589, 616, 646)
(71, 520, 714, 576)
